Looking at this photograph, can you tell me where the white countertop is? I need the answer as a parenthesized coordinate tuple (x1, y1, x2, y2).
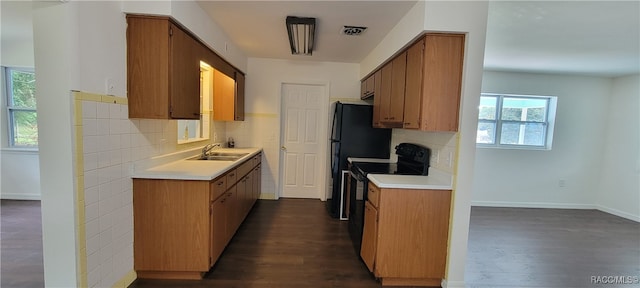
(367, 168, 453, 190)
(131, 147, 262, 181)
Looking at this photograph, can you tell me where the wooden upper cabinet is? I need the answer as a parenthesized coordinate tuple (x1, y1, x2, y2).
(372, 70, 383, 128)
(213, 70, 236, 121)
(234, 71, 245, 121)
(378, 62, 393, 123)
(360, 74, 375, 99)
(169, 22, 201, 119)
(403, 38, 425, 129)
(420, 34, 465, 131)
(367, 33, 464, 131)
(126, 15, 201, 119)
(377, 52, 406, 127)
(388, 51, 406, 125)
(213, 69, 245, 121)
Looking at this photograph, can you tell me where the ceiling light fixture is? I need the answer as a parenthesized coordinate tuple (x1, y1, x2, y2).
(286, 16, 316, 56)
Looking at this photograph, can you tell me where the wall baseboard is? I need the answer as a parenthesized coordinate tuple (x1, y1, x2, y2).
(471, 200, 595, 210)
(471, 201, 639, 223)
(1, 193, 41, 200)
(258, 193, 277, 200)
(441, 279, 465, 288)
(595, 204, 640, 222)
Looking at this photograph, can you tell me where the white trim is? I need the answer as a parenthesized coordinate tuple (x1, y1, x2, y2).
(595, 204, 640, 222)
(0, 147, 39, 154)
(471, 200, 596, 210)
(1, 193, 41, 200)
(441, 279, 465, 288)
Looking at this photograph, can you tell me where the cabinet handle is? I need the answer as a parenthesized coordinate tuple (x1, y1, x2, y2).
(389, 117, 395, 120)
(404, 122, 411, 125)
(383, 117, 389, 120)
(229, 173, 235, 177)
(218, 181, 224, 186)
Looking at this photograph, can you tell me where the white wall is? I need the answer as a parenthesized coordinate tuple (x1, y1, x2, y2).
(0, 0, 41, 200)
(359, 2, 489, 287)
(473, 71, 613, 209)
(32, 0, 245, 286)
(597, 74, 640, 221)
(228, 58, 361, 200)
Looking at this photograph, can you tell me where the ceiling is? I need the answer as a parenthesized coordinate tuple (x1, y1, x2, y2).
(484, 1, 640, 77)
(2, 1, 639, 77)
(196, 1, 418, 63)
(199, 0, 639, 77)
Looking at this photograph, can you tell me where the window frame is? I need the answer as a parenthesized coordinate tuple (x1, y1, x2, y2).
(477, 93, 557, 150)
(4, 66, 38, 149)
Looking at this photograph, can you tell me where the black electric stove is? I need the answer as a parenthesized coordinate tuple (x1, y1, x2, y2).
(347, 143, 431, 253)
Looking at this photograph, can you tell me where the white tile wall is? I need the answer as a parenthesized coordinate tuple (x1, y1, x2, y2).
(79, 97, 227, 287)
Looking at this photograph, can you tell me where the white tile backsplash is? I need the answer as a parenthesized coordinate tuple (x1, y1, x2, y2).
(78, 96, 225, 288)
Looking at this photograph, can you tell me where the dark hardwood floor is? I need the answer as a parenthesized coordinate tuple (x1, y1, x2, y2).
(466, 207, 640, 288)
(2, 199, 638, 288)
(1, 200, 44, 288)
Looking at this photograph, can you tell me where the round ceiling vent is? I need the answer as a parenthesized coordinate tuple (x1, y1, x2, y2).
(342, 26, 367, 36)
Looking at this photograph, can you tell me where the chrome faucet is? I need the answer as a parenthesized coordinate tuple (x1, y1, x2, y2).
(202, 143, 221, 157)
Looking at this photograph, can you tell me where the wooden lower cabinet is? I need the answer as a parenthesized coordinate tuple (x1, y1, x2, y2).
(360, 182, 452, 286)
(133, 153, 261, 279)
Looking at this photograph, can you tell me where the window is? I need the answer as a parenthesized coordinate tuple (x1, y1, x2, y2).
(477, 93, 557, 149)
(4, 67, 38, 148)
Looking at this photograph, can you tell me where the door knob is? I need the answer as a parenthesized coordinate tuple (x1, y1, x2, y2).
(281, 146, 287, 151)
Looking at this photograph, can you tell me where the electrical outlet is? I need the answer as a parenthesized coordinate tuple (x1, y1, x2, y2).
(558, 179, 566, 187)
(213, 133, 218, 141)
(433, 150, 440, 164)
(105, 78, 115, 95)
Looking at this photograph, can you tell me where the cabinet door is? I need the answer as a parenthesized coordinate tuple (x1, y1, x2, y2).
(234, 71, 246, 121)
(421, 34, 465, 131)
(211, 194, 227, 265)
(388, 51, 406, 124)
(213, 70, 236, 121)
(360, 200, 378, 273)
(225, 186, 238, 243)
(372, 70, 383, 128)
(403, 38, 424, 129)
(126, 16, 171, 119)
(379, 62, 393, 122)
(169, 23, 201, 119)
(235, 176, 247, 226)
(251, 164, 262, 206)
(360, 80, 367, 99)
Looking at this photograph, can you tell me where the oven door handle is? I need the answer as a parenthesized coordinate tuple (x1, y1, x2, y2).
(350, 170, 365, 182)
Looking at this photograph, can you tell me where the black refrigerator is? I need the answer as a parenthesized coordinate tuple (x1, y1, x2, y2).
(328, 102, 392, 218)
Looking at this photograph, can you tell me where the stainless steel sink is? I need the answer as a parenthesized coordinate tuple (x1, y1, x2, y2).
(188, 152, 249, 161)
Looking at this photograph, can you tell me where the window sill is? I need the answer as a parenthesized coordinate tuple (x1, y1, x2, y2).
(1, 147, 39, 154)
(177, 138, 209, 145)
(476, 144, 551, 151)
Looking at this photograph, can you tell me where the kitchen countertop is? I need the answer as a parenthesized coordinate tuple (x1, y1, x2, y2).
(347, 157, 452, 190)
(131, 147, 262, 181)
(368, 168, 453, 190)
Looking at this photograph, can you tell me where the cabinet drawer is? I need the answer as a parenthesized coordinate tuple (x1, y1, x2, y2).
(253, 153, 262, 167)
(368, 182, 380, 208)
(211, 176, 226, 200)
(237, 157, 253, 178)
(226, 169, 237, 189)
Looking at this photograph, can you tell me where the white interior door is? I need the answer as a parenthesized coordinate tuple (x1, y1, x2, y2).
(280, 83, 327, 199)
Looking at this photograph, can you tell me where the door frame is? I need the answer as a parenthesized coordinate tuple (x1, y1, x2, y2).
(277, 81, 330, 201)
